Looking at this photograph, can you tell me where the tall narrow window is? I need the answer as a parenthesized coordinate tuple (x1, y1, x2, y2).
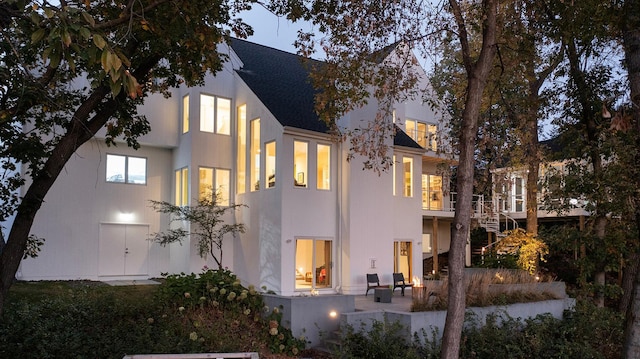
(403, 157, 413, 197)
(216, 98, 231, 135)
(427, 124, 437, 151)
(295, 238, 332, 290)
(237, 105, 246, 194)
(416, 122, 427, 148)
(405, 120, 416, 143)
(393, 241, 412, 280)
(393, 155, 397, 196)
(182, 95, 189, 133)
(216, 168, 230, 206)
(250, 118, 260, 191)
(200, 94, 215, 133)
(199, 167, 214, 201)
(175, 167, 189, 206)
(428, 175, 443, 210)
(265, 141, 276, 188)
(294, 141, 308, 188)
(317, 144, 331, 190)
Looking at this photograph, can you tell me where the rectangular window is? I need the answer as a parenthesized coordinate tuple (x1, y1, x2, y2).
(200, 94, 215, 133)
(406, 119, 428, 148)
(237, 105, 246, 194)
(394, 241, 412, 280)
(295, 238, 332, 290)
(294, 141, 308, 188)
(250, 118, 260, 191)
(317, 144, 331, 190)
(175, 167, 189, 206)
(403, 157, 413, 197)
(106, 154, 147, 185)
(265, 141, 276, 188)
(216, 98, 231, 135)
(182, 95, 189, 133)
(422, 174, 443, 210)
(216, 168, 230, 206)
(199, 167, 213, 201)
(427, 124, 437, 151)
(200, 94, 231, 135)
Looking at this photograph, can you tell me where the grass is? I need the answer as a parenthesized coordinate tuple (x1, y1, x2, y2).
(0, 271, 328, 359)
(412, 269, 561, 311)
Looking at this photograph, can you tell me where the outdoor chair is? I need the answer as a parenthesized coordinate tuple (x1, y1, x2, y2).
(365, 273, 388, 296)
(392, 272, 414, 296)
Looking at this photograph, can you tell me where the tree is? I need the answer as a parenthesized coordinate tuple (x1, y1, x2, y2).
(149, 190, 246, 270)
(0, 0, 254, 316)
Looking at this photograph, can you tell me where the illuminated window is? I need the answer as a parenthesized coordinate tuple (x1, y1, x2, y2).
(175, 167, 189, 206)
(294, 141, 308, 187)
(403, 157, 413, 197)
(200, 94, 231, 135)
(106, 154, 146, 185)
(317, 144, 330, 190)
(422, 174, 443, 210)
(265, 141, 276, 188)
(237, 105, 246, 194)
(250, 118, 260, 191)
(200, 168, 231, 206)
(405, 119, 427, 148)
(427, 124, 437, 151)
(295, 238, 332, 290)
(182, 95, 189, 133)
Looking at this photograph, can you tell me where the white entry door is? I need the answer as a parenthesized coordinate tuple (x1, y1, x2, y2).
(99, 224, 149, 276)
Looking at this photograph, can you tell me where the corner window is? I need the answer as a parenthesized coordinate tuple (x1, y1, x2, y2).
(317, 144, 330, 190)
(250, 118, 260, 191)
(200, 94, 231, 135)
(106, 154, 147, 185)
(403, 157, 413, 197)
(427, 124, 437, 151)
(265, 141, 276, 188)
(182, 95, 189, 134)
(406, 119, 427, 148)
(294, 141, 308, 188)
(175, 167, 189, 206)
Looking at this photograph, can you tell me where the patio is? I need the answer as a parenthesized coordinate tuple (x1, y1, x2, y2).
(354, 289, 415, 312)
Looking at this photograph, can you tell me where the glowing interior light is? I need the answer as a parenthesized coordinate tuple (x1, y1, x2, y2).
(329, 310, 337, 318)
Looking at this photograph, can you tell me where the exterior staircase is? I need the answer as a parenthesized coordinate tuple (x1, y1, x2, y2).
(473, 196, 519, 260)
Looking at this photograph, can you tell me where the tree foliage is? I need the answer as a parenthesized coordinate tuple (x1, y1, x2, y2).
(497, 228, 549, 274)
(0, 0, 255, 316)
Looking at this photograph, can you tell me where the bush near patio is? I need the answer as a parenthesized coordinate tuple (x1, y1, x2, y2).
(0, 269, 306, 359)
(336, 301, 622, 359)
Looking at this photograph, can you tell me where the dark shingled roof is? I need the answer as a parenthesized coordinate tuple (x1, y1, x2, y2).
(230, 38, 329, 133)
(230, 38, 423, 150)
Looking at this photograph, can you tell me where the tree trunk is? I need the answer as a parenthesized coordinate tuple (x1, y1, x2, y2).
(622, 0, 640, 355)
(441, 1, 497, 358)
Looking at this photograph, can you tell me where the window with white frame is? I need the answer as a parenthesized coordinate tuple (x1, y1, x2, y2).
(106, 154, 147, 185)
(237, 104, 246, 194)
(250, 118, 260, 191)
(422, 174, 443, 210)
(294, 141, 308, 187)
(317, 144, 331, 190)
(406, 119, 437, 151)
(182, 95, 189, 134)
(199, 167, 230, 206)
(200, 94, 231, 135)
(403, 157, 413, 197)
(265, 141, 276, 188)
(175, 167, 189, 206)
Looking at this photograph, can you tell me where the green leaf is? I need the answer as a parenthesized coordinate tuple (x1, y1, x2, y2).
(30, 11, 41, 25)
(49, 51, 61, 69)
(93, 34, 106, 50)
(79, 27, 91, 41)
(31, 29, 46, 44)
(109, 80, 122, 97)
(44, 8, 54, 19)
(101, 49, 110, 71)
(81, 11, 95, 27)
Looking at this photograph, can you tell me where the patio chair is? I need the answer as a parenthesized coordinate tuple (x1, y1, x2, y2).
(392, 272, 414, 296)
(365, 273, 388, 296)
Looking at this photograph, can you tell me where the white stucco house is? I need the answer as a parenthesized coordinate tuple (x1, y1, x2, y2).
(12, 39, 457, 296)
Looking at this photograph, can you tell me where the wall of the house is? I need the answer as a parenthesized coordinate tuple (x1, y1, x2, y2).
(18, 139, 173, 280)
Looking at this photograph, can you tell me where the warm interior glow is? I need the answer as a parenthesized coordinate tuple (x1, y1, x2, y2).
(329, 310, 337, 318)
(412, 276, 421, 287)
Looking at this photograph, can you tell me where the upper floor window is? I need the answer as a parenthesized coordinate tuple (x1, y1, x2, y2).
(250, 118, 260, 191)
(106, 154, 147, 185)
(317, 144, 331, 190)
(403, 157, 413, 197)
(175, 167, 189, 206)
(422, 174, 443, 210)
(237, 104, 247, 194)
(182, 95, 189, 134)
(406, 119, 437, 151)
(294, 141, 308, 188)
(199, 167, 230, 206)
(200, 94, 231, 135)
(265, 141, 276, 188)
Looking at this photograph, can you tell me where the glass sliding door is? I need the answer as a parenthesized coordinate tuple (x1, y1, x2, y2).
(295, 238, 332, 290)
